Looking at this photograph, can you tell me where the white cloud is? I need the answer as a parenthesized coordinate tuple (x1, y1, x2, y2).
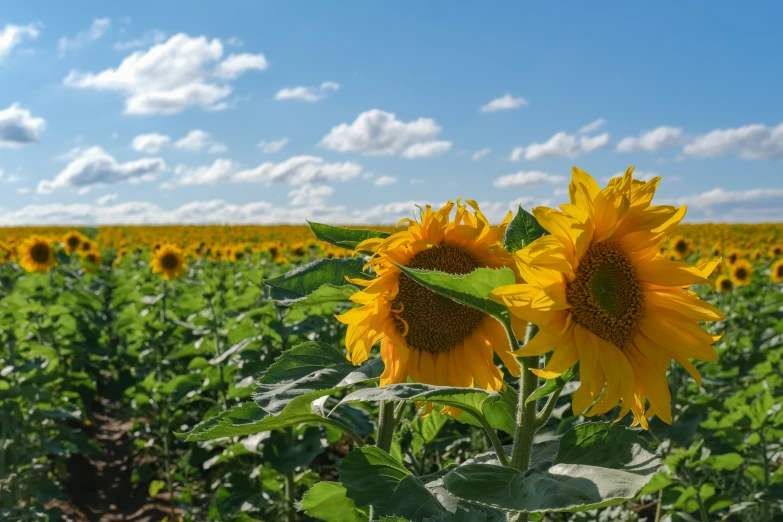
(480, 93, 528, 113)
(175, 129, 226, 153)
(58, 18, 111, 57)
(288, 185, 334, 206)
(131, 132, 170, 153)
(96, 193, 118, 205)
(37, 146, 166, 194)
(113, 29, 167, 51)
(677, 187, 783, 210)
(226, 36, 244, 47)
(374, 175, 397, 186)
(401, 140, 452, 159)
(617, 126, 683, 152)
(257, 138, 288, 153)
(578, 118, 607, 134)
(233, 155, 362, 185)
(493, 171, 565, 188)
(320, 109, 446, 157)
(275, 81, 340, 102)
(0, 23, 40, 61)
(0, 103, 46, 148)
(472, 148, 491, 160)
(172, 158, 236, 185)
(16, 187, 30, 194)
(512, 131, 610, 160)
(682, 123, 783, 160)
(64, 33, 267, 115)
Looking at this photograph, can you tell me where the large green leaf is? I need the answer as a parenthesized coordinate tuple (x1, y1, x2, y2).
(265, 257, 370, 304)
(290, 284, 358, 309)
(339, 447, 445, 520)
(503, 206, 546, 253)
(309, 221, 390, 252)
(255, 341, 384, 415)
(178, 402, 320, 441)
(454, 384, 517, 435)
(442, 422, 659, 513)
(263, 426, 326, 473)
(393, 266, 516, 322)
(299, 482, 368, 522)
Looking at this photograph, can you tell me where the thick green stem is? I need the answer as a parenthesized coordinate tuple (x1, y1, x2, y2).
(510, 324, 540, 472)
(375, 401, 397, 453)
(466, 410, 509, 466)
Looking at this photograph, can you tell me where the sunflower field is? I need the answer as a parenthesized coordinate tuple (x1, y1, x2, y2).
(1, 168, 782, 522)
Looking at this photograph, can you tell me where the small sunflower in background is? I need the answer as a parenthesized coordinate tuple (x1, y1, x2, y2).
(716, 275, 734, 292)
(82, 250, 102, 272)
(81, 239, 95, 254)
(63, 231, 87, 255)
(710, 244, 722, 257)
(113, 247, 128, 268)
(770, 245, 783, 259)
(336, 200, 520, 401)
(231, 246, 248, 262)
(18, 235, 57, 273)
(750, 248, 763, 261)
(730, 259, 753, 287)
(726, 248, 741, 265)
(771, 259, 783, 284)
(491, 167, 724, 429)
(670, 235, 691, 259)
(152, 244, 187, 280)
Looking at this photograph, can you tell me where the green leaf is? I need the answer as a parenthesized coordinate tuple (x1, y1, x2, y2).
(339, 447, 445, 519)
(309, 221, 390, 251)
(423, 508, 504, 522)
(526, 364, 578, 404)
(442, 422, 659, 513)
(263, 427, 326, 474)
(454, 385, 517, 435)
(255, 341, 384, 415)
(393, 265, 516, 322)
(503, 206, 546, 254)
(148, 480, 165, 497)
(265, 257, 370, 304)
(299, 482, 368, 522)
(706, 453, 744, 471)
(290, 284, 358, 308)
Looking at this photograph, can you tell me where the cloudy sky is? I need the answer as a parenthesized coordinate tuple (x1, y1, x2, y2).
(1, 2, 782, 226)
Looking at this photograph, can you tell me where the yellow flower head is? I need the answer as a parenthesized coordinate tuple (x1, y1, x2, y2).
(151, 244, 187, 280)
(716, 275, 733, 292)
(82, 249, 102, 272)
(491, 167, 724, 429)
(726, 248, 741, 265)
(730, 259, 753, 286)
(63, 231, 87, 255)
(771, 259, 783, 284)
(669, 235, 691, 259)
(18, 235, 57, 274)
(336, 200, 520, 401)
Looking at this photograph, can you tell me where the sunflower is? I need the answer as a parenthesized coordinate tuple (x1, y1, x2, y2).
(670, 235, 691, 259)
(771, 259, 783, 284)
(750, 248, 763, 261)
(730, 259, 752, 286)
(231, 246, 247, 262)
(63, 231, 87, 255)
(716, 275, 733, 292)
(710, 244, 722, 257)
(770, 245, 783, 259)
(151, 244, 187, 280)
(82, 249, 102, 272)
(336, 200, 521, 400)
(490, 167, 724, 429)
(18, 235, 57, 273)
(726, 248, 741, 265)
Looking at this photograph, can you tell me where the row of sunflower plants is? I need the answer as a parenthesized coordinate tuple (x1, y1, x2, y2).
(181, 167, 757, 521)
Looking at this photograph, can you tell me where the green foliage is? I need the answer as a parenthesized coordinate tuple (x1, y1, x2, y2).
(308, 221, 390, 251)
(503, 206, 547, 253)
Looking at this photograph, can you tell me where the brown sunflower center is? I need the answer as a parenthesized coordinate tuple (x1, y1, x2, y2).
(720, 278, 733, 291)
(30, 242, 51, 263)
(566, 241, 644, 349)
(67, 236, 80, 248)
(729, 253, 737, 264)
(392, 244, 485, 353)
(161, 253, 180, 270)
(734, 267, 748, 280)
(675, 240, 688, 254)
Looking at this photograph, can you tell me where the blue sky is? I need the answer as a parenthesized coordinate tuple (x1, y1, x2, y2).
(1, 2, 782, 225)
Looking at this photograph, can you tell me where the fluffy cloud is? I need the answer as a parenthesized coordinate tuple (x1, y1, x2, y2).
(493, 171, 565, 188)
(665, 186, 783, 222)
(275, 81, 340, 102)
(0, 103, 46, 147)
(616, 126, 683, 152)
(0, 23, 40, 61)
(320, 109, 449, 157)
(113, 29, 167, 51)
(175, 130, 227, 153)
(257, 138, 288, 153)
(511, 132, 610, 160)
(374, 175, 397, 186)
(480, 93, 528, 113)
(401, 140, 452, 159)
(96, 193, 118, 205)
(131, 132, 170, 153)
(63, 33, 267, 115)
(233, 155, 362, 184)
(471, 148, 491, 160)
(58, 18, 110, 57)
(682, 123, 783, 160)
(172, 158, 236, 185)
(288, 185, 334, 206)
(37, 146, 165, 193)
(578, 118, 607, 134)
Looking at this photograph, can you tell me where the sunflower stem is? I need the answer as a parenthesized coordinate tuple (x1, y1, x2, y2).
(534, 387, 562, 428)
(376, 400, 397, 453)
(467, 410, 510, 466)
(510, 324, 540, 474)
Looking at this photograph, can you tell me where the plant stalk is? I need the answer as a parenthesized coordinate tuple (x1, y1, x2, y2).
(510, 324, 540, 472)
(375, 400, 397, 453)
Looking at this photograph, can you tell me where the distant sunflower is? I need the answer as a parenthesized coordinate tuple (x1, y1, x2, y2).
(670, 235, 691, 259)
(231, 246, 247, 262)
(82, 250, 102, 272)
(710, 244, 722, 257)
(336, 200, 520, 399)
(19, 235, 57, 273)
(716, 275, 733, 292)
(730, 259, 752, 286)
(726, 248, 741, 265)
(491, 167, 724, 429)
(63, 231, 86, 255)
(152, 244, 186, 280)
(771, 259, 783, 284)
(770, 245, 783, 259)
(750, 249, 763, 261)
